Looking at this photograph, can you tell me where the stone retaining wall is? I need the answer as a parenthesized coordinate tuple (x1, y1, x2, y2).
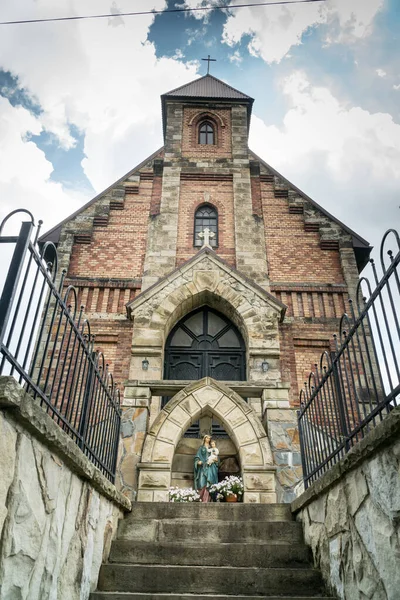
(292, 406, 400, 600)
(0, 377, 130, 600)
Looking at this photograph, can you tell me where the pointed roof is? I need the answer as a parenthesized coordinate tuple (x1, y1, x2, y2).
(163, 74, 253, 101)
(161, 74, 254, 139)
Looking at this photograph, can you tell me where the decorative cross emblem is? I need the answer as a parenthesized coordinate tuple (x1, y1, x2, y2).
(201, 55, 216, 75)
(198, 228, 215, 248)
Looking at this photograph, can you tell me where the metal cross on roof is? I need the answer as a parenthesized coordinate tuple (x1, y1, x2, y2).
(202, 54, 216, 75)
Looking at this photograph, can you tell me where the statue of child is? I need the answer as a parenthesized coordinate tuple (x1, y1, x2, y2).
(207, 439, 219, 465)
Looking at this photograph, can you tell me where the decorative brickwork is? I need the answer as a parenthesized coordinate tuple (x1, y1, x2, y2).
(261, 181, 346, 284)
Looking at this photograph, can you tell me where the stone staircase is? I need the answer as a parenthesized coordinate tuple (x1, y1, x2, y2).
(90, 503, 335, 599)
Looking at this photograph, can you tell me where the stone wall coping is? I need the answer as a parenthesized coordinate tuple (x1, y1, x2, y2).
(242, 465, 277, 472)
(124, 379, 290, 398)
(0, 376, 131, 513)
(138, 462, 172, 470)
(291, 404, 400, 514)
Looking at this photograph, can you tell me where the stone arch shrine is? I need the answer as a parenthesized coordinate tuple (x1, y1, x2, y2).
(40, 73, 372, 503)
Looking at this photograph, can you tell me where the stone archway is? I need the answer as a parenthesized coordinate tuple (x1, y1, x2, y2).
(126, 248, 286, 383)
(137, 378, 276, 503)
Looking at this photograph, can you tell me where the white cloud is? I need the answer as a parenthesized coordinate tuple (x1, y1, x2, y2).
(229, 50, 242, 65)
(376, 69, 387, 77)
(0, 0, 199, 197)
(0, 96, 88, 232)
(180, 0, 222, 21)
(393, 84, 400, 91)
(249, 72, 400, 243)
(221, 0, 384, 64)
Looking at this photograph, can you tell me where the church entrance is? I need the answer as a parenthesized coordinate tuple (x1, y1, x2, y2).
(163, 306, 245, 436)
(164, 307, 245, 383)
(164, 308, 246, 488)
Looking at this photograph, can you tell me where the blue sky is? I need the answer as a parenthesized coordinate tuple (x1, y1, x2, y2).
(0, 0, 399, 255)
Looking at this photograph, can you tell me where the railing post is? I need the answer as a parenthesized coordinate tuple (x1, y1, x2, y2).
(331, 353, 350, 453)
(297, 410, 309, 489)
(110, 400, 121, 485)
(0, 221, 34, 347)
(78, 352, 96, 449)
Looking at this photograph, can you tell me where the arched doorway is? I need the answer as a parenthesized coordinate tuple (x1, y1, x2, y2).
(164, 307, 246, 382)
(164, 308, 246, 483)
(137, 378, 276, 503)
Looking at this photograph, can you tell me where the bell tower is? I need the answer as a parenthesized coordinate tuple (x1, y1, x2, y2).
(141, 73, 270, 291)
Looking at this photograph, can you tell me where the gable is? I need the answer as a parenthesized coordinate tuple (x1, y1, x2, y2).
(127, 247, 286, 322)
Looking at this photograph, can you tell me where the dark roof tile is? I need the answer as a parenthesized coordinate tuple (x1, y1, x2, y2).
(163, 74, 253, 101)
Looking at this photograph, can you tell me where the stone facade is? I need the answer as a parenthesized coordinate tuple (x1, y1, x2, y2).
(292, 405, 400, 600)
(0, 378, 129, 600)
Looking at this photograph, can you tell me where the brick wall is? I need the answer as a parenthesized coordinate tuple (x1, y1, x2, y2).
(55, 98, 364, 412)
(176, 177, 236, 267)
(279, 322, 335, 404)
(261, 181, 345, 284)
(68, 181, 152, 279)
(90, 319, 133, 385)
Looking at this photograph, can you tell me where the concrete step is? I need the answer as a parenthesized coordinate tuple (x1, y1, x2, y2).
(97, 564, 326, 596)
(109, 541, 311, 568)
(118, 519, 303, 543)
(91, 595, 336, 599)
(120, 503, 292, 525)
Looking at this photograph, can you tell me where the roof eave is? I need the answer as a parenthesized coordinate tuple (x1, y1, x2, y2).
(38, 146, 165, 246)
(249, 150, 372, 273)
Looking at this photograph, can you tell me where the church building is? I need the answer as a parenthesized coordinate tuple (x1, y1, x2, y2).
(40, 73, 372, 503)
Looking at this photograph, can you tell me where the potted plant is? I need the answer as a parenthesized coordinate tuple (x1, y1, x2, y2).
(209, 476, 244, 502)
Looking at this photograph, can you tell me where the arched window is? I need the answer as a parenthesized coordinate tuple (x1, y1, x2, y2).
(194, 204, 218, 248)
(198, 121, 214, 145)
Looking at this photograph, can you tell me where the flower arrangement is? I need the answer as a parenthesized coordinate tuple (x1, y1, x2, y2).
(209, 475, 244, 501)
(169, 486, 201, 503)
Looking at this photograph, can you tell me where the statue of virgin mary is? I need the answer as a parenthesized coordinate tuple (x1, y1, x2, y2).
(194, 434, 218, 502)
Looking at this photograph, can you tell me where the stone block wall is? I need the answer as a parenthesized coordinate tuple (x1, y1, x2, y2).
(292, 405, 400, 600)
(262, 388, 303, 502)
(0, 377, 130, 600)
(117, 385, 152, 500)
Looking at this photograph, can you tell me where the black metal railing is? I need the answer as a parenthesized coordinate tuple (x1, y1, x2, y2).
(298, 228, 400, 489)
(0, 209, 121, 482)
